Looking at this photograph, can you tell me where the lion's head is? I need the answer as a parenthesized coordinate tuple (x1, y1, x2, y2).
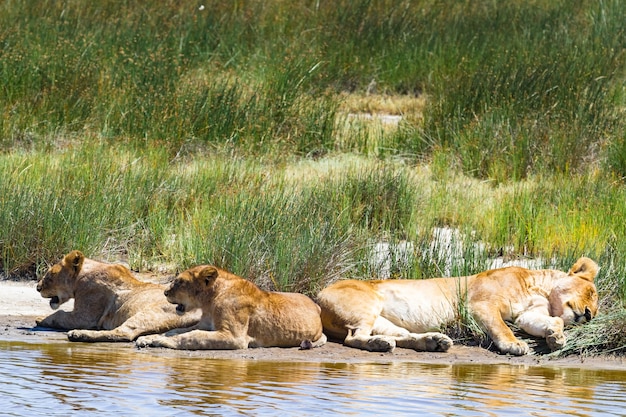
(549, 257, 599, 326)
(37, 250, 85, 310)
(165, 265, 219, 315)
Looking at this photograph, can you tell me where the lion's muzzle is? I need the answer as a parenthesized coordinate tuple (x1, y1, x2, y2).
(575, 306, 593, 323)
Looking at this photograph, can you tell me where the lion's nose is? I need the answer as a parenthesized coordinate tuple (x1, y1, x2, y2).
(36, 282, 42, 292)
(164, 289, 169, 297)
(574, 307, 593, 323)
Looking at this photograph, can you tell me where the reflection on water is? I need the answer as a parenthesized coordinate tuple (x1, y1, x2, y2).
(1, 340, 626, 416)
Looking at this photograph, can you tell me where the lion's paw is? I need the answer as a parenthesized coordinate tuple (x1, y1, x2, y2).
(402, 332, 453, 352)
(67, 330, 89, 342)
(546, 328, 566, 351)
(366, 336, 395, 352)
(135, 335, 158, 348)
(498, 339, 529, 356)
(425, 332, 453, 352)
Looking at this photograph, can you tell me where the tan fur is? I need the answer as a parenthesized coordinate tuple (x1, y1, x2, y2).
(135, 265, 326, 350)
(36, 250, 200, 342)
(317, 257, 599, 356)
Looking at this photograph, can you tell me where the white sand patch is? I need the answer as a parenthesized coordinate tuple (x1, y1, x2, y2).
(371, 227, 546, 279)
(347, 113, 403, 127)
(1, 280, 73, 317)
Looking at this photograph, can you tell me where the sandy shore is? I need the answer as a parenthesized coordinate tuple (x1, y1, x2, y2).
(2, 280, 625, 369)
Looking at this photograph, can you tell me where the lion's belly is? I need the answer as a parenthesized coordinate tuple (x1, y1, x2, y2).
(381, 301, 456, 332)
(376, 280, 460, 332)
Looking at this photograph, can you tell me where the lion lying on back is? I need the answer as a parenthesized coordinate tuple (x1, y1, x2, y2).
(136, 265, 326, 350)
(317, 257, 599, 355)
(36, 250, 200, 342)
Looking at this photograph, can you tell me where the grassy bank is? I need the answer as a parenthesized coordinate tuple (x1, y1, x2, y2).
(1, 1, 625, 354)
(2, 146, 626, 353)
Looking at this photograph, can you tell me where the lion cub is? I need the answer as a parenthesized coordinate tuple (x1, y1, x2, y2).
(136, 265, 327, 350)
(36, 250, 200, 342)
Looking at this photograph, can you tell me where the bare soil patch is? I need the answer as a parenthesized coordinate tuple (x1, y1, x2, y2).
(2, 280, 625, 370)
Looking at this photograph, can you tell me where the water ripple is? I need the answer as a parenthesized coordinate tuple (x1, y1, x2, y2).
(2, 341, 626, 416)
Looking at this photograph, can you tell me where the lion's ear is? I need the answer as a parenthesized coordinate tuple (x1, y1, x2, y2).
(199, 266, 218, 285)
(568, 257, 599, 282)
(64, 250, 85, 274)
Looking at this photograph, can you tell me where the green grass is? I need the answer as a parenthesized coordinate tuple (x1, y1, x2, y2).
(0, 1, 625, 354)
(2, 1, 624, 173)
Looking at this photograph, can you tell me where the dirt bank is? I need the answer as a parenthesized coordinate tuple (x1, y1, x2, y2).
(2, 280, 625, 370)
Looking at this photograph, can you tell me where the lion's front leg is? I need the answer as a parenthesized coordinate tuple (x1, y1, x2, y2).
(515, 311, 565, 351)
(36, 310, 96, 331)
(67, 328, 135, 343)
(136, 334, 178, 349)
(471, 303, 529, 356)
(137, 329, 248, 350)
(66, 314, 152, 342)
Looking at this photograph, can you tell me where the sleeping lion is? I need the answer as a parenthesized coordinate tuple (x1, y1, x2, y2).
(136, 265, 327, 350)
(317, 257, 599, 355)
(36, 250, 200, 342)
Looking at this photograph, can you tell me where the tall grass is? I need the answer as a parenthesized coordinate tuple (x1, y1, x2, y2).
(2, 1, 624, 176)
(2, 145, 623, 281)
(2, 143, 626, 352)
(0, 144, 170, 276)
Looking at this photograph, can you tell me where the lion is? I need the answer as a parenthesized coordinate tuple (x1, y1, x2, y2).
(135, 265, 327, 350)
(317, 257, 599, 356)
(36, 250, 200, 342)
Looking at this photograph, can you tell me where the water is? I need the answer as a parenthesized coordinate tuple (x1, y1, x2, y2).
(2, 340, 626, 416)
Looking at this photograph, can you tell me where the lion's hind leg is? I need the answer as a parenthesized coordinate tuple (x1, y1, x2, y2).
(394, 332, 453, 352)
(372, 316, 453, 352)
(338, 309, 396, 352)
(318, 279, 394, 352)
(344, 326, 396, 352)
